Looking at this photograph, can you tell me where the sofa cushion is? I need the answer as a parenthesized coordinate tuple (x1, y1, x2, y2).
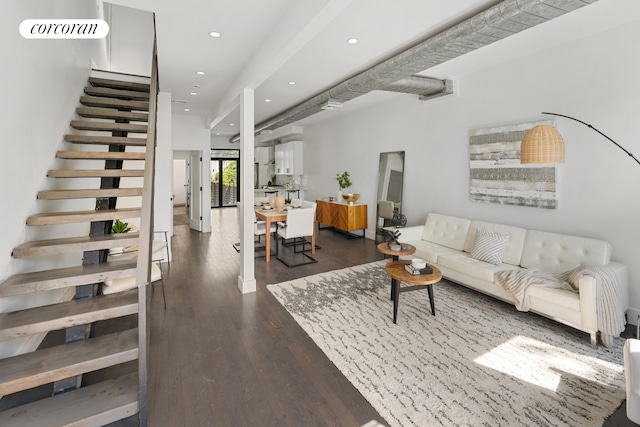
(520, 230, 612, 273)
(410, 240, 463, 263)
(421, 213, 471, 251)
(438, 252, 521, 283)
(528, 286, 580, 311)
(470, 229, 510, 265)
(463, 220, 526, 266)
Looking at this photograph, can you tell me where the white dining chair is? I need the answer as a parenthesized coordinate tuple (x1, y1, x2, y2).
(276, 203, 317, 267)
(234, 202, 276, 253)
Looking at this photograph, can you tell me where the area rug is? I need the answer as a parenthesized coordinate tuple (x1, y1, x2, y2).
(267, 260, 626, 427)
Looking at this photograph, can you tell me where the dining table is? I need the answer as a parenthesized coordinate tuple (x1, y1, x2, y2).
(254, 206, 316, 262)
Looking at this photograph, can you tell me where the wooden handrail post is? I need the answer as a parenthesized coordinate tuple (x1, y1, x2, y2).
(136, 17, 159, 426)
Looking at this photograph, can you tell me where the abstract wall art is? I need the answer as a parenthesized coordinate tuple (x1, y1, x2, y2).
(469, 120, 557, 209)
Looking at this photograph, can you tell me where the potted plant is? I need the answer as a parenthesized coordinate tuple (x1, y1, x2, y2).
(336, 171, 352, 191)
(336, 171, 360, 204)
(110, 219, 134, 255)
(112, 219, 132, 234)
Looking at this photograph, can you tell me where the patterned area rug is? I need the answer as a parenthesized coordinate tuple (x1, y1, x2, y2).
(267, 261, 626, 427)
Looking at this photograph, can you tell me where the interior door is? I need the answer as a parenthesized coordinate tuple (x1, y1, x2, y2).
(189, 152, 202, 231)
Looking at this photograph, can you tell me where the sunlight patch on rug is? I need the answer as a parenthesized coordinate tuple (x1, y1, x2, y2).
(267, 260, 625, 427)
(474, 335, 623, 392)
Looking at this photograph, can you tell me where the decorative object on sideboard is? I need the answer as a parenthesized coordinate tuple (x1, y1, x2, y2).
(521, 112, 640, 166)
(341, 193, 360, 204)
(336, 171, 360, 204)
(336, 171, 360, 203)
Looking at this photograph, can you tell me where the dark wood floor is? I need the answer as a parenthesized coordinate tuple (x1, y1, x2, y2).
(140, 207, 387, 426)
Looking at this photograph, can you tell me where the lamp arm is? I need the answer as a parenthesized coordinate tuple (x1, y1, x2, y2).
(542, 112, 640, 167)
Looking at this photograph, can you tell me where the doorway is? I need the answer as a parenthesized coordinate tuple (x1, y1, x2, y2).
(210, 149, 240, 208)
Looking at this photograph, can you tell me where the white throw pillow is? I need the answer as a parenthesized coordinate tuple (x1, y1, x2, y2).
(470, 229, 510, 265)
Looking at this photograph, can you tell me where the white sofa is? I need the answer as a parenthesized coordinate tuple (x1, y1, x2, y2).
(395, 213, 629, 346)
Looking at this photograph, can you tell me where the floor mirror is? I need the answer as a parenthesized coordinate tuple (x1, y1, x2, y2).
(375, 151, 405, 242)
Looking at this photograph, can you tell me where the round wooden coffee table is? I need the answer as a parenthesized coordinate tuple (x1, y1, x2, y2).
(376, 242, 415, 261)
(385, 260, 443, 324)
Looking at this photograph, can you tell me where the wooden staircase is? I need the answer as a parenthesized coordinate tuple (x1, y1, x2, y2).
(0, 69, 158, 426)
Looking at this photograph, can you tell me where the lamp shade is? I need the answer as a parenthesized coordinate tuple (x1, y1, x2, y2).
(520, 125, 565, 164)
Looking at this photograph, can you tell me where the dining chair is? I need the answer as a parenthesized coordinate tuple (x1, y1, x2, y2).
(233, 202, 277, 253)
(290, 198, 304, 207)
(276, 203, 317, 267)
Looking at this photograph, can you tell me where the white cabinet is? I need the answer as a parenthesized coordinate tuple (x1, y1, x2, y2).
(275, 141, 303, 175)
(255, 146, 271, 165)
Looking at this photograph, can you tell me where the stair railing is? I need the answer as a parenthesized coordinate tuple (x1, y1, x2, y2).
(135, 15, 159, 426)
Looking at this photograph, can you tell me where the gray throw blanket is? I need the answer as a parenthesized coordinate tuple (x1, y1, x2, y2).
(495, 265, 624, 346)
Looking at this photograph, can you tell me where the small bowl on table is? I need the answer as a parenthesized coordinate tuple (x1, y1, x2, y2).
(388, 243, 401, 251)
(411, 258, 427, 270)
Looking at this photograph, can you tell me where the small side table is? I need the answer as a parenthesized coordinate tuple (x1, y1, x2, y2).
(376, 242, 415, 261)
(384, 261, 443, 324)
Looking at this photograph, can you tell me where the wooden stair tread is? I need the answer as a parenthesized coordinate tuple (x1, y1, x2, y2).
(12, 233, 140, 258)
(64, 134, 147, 146)
(47, 169, 145, 178)
(80, 96, 149, 111)
(89, 76, 150, 92)
(0, 328, 138, 396)
(76, 107, 148, 122)
(70, 120, 148, 133)
(56, 151, 146, 160)
(83, 86, 149, 101)
(0, 373, 138, 427)
(37, 188, 143, 200)
(27, 207, 141, 226)
(0, 260, 137, 296)
(0, 289, 138, 341)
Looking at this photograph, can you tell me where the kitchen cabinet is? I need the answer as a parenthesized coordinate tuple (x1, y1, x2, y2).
(275, 141, 303, 175)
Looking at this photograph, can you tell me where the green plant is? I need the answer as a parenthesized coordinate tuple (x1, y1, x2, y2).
(112, 219, 132, 234)
(336, 171, 352, 190)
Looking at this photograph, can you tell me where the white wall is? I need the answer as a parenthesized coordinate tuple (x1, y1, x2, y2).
(173, 160, 187, 205)
(0, 0, 108, 358)
(104, 3, 154, 75)
(304, 18, 640, 317)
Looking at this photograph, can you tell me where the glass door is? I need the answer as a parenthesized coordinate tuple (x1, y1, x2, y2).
(210, 149, 240, 208)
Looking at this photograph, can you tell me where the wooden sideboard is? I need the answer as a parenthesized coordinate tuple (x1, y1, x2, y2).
(316, 199, 368, 237)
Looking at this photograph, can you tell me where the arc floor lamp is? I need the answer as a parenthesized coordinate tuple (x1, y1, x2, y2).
(520, 112, 639, 166)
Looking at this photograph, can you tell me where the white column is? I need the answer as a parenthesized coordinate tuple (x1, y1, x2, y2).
(238, 88, 256, 293)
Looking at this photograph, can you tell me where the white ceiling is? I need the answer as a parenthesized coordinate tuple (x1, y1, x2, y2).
(111, 0, 636, 140)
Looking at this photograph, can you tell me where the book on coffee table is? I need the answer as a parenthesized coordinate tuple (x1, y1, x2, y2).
(404, 264, 433, 275)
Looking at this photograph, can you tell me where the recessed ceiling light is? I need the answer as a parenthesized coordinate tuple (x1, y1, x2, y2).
(216, 132, 220, 135)
(347, 38, 358, 44)
(184, 108, 190, 112)
(196, 71, 205, 75)
(190, 92, 197, 96)
(265, 99, 271, 102)
(229, 123, 235, 126)
(288, 81, 296, 85)
(209, 31, 221, 38)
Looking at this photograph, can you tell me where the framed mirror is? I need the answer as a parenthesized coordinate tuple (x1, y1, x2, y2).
(376, 151, 405, 242)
